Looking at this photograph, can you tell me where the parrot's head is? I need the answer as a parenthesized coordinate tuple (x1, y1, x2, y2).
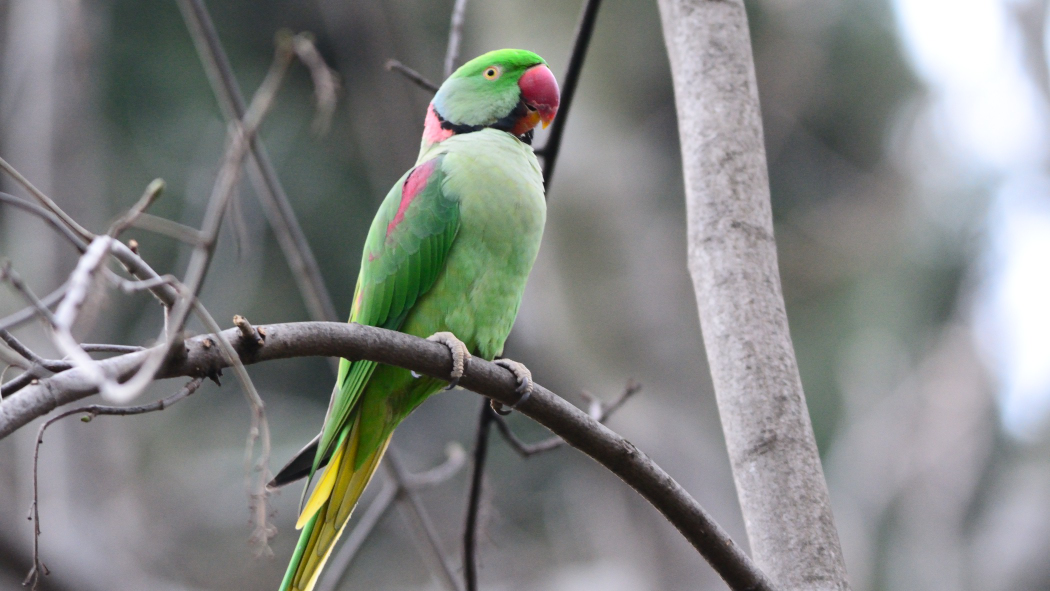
(424, 49, 560, 146)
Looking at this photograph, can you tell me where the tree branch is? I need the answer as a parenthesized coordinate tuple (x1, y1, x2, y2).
(462, 400, 492, 591)
(385, 59, 440, 93)
(0, 321, 778, 590)
(443, 0, 469, 78)
(657, 1, 850, 589)
(25, 378, 205, 590)
(177, 0, 341, 325)
(535, 0, 602, 191)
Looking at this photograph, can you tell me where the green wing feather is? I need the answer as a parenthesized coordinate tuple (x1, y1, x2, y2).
(279, 154, 460, 591)
(313, 154, 459, 476)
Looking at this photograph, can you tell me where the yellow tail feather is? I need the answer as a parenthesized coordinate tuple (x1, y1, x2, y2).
(290, 432, 392, 591)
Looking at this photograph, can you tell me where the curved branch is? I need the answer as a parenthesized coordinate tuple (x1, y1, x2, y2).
(0, 321, 777, 591)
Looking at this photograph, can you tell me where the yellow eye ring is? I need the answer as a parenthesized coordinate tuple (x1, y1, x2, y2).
(483, 66, 501, 80)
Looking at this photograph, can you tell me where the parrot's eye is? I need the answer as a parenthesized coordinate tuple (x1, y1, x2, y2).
(483, 66, 501, 80)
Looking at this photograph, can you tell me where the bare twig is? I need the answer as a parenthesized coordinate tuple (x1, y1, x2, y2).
(51, 237, 119, 396)
(80, 344, 146, 354)
(444, 0, 470, 78)
(536, 0, 603, 191)
(128, 213, 205, 245)
(0, 330, 66, 373)
(177, 0, 341, 325)
(462, 400, 492, 591)
(0, 155, 94, 242)
(385, 451, 464, 591)
(464, 379, 639, 588)
(400, 443, 467, 489)
(24, 378, 204, 590)
(385, 59, 440, 93)
(191, 302, 274, 556)
(0, 322, 779, 590)
(104, 34, 298, 405)
(1, 371, 39, 398)
(491, 415, 563, 456)
(108, 178, 165, 237)
(0, 192, 89, 252)
(316, 444, 467, 591)
(1, 262, 59, 327)
(233, 314, 264, 347)
(0, 283, 67, 334)
(0, 157, 178, 309)
(0, 330, 71, 398)
(289, 33, 340, 134)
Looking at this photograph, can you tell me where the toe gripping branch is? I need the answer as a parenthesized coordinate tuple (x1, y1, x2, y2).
(425, 333, 534, 414)
(426, 331, 472, 390)
(490, 358, 533, 415)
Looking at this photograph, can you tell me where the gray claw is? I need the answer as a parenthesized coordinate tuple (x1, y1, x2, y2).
(427, 332, 472, 389)
(493, 358, 533, 410)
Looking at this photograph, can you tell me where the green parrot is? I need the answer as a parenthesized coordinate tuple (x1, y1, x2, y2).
(274, 48, 560, 591)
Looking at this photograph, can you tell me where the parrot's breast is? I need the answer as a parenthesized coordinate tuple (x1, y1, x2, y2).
(403, 130, 546, 360)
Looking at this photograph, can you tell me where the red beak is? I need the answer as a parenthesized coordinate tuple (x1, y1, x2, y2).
(518, 64, 560, 128)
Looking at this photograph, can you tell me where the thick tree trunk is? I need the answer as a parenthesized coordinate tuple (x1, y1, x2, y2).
(655, 1, 851, 590)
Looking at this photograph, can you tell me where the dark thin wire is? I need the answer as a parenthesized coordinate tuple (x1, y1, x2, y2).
(538, 0, 603, 193)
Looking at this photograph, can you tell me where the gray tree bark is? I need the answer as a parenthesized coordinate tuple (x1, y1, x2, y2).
(655, 1, 851, 590)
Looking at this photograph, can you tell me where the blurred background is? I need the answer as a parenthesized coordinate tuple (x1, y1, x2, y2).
(1, 0, 1048, 589)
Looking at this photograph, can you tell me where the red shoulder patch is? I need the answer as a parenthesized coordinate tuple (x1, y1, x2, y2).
(422, 104, 454, 145)
(387, 158, 439, 238)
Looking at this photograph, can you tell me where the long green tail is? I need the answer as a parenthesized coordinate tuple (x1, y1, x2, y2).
(278, 424, 392, 591)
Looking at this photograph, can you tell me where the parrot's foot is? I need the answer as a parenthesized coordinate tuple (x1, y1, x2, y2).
(427, 331, 472, 389)
(491, 358, 533, 415)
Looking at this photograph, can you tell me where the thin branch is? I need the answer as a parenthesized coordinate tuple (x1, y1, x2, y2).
(0, 330, 66, 373)
(385, 451, 465, 591)
(536, 0, 603, 191)
(80, 344, 146, 354)
(233, 314, 264, 347)
(0, 262, 59, 327)
(400, 443, 467, 489)
(108, 178, 165, 237)
(0, 155, 94, 242)
(0, 321, 779, 591)
(385, 59, 440, 93)
(444, 0, 469, 78)
(492, 380, 642, 457)
(462, 400, 492, 591)
(177, 0, 341, 325)
(317, 444, 468, 590)
(104, 34, 297, 404)
(0, 159, 178, 308)
(0, 283, 67, 334)
(2, 370, 51, 398)
(128, 213, 205, 245)
(24, 378, 204, 590)
(190, 301, 274, 556)
(289, 34, 340, 134)
(51, 237, 121, 396)
(0, 192, 89, 252)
